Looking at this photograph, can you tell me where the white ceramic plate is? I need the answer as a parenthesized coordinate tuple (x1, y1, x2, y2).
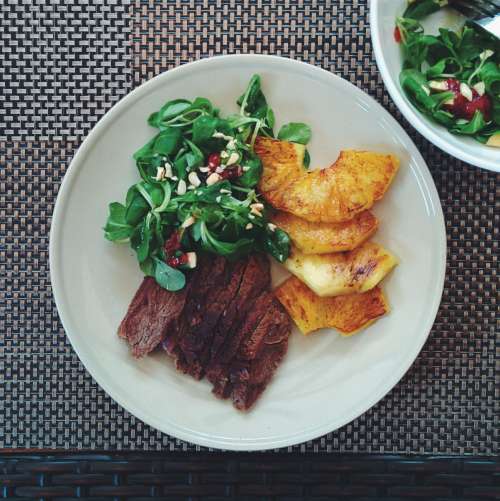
(371, 0, 500, 173)
(50, 55, 446, 451)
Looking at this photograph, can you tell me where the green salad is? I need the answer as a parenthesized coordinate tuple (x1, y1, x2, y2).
(103, 75, 311, 291)
(395, 0, 500, 145)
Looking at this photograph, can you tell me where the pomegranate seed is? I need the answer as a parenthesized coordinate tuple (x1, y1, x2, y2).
(167, 253, 188, 268)
(164, 231, 181, 255)
(208, 152, 221, 170)
(443, 78, 492, 121)
(464, 94, 492, 121)
(220, 165, 243, 180)
(394, 26, 402, 43)
(446, 78, 460, 93)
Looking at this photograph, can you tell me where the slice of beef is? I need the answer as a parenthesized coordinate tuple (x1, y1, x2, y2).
(189, 259, 249, 376)
(118, 277, 189, 358)
(230, 300, 291, 410)
(208, 292, 274, 395)
(173, 255, 231, 379)
(209, 254, 270, 361)
(176, 253, 271, 382)
(209, 292, 291, 406)
(206, 254, 271, 385)
(161, 254, 226, 376)
(231, 341, 289, 410)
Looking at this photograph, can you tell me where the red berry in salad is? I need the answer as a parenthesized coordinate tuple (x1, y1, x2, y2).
(394, 26, 402, 43)
(442, 78, 491, 121)
(164, 231, 181, 255)
(166, 253, 188, 268)
(464, 94, 492, 122)
(220, 165, 243, 180)
(208, 152, 221, 170)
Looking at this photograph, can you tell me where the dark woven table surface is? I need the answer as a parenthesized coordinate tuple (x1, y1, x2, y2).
(1, 0, 499, 456)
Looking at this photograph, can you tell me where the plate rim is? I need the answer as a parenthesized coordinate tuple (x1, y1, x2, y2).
(49, 54, 447, 451)
(370, 0, 500, 174)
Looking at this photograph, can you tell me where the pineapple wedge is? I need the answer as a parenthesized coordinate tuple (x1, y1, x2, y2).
(271, 210, 379, 254)
(276, 276, 389, 335)
(255, 136, 305, 194)
(284, 241, 398, 297)
(255, 136, 399, 223)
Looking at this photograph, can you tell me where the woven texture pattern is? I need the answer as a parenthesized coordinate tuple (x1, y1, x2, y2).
(1, 0, 499, 453)
(1, 453, 499, 499)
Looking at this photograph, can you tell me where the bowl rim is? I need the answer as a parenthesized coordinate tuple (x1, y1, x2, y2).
(370, 0, 500, 173)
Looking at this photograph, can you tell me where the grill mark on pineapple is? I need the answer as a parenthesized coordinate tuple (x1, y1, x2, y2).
(351, 259, 377, 285)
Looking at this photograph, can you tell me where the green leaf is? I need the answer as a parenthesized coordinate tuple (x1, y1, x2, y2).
(149, 99, 192, 127)
(200, 221, 253, 257)
(426, 59, 447, 79)
(404, 34, 440, 70)
(400, 69, 436, 111)
(403, 0, 442, 20)
(480, 61, 500, 95)
(456, 26, 482, 64)
(192, 115, 218, 145)
(173, 153, 188, 180)
(226, 113, 258, 129)
(136, 214, 153, 263)
(475, 125, 500, 144)
(191, 220, 202, 242)
(140, 257, 155, 277)
(177, 180, 232, 204)
(303, 149, 311, 168)
(125, 190, 149, 225)
(259, 227, 290, 263)
(104, 202, 134, 241)
(431, 108, 455, 127)
(184, 139, 204, 170)
(143, 183, 165, 207)
(266, 108, 276, 128)
(190, 97, 214, 115)
(450, 110, 487, 135)
(154, 182, 172, 213)
(277, 122, 312, 145)
(133, 136, 156, 161)
(154, 258, 186, 291)
(154, 127, 182, 156)
(491, 98, 500, 126)
(237, 156, 262, 188)
(237, 74, 267, 115)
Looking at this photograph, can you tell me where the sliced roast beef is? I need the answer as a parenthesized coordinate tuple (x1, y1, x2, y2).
(120, 252, 291, 411)
(174, 256, 232, 379)
(119, 255, 211, 359)
(207, 292, 273, 393)
(189, 259, 249, 377)
(210, 295, 291, 409)
(118, 277, 189, 358)
(162, 254, 226, 376)
(206, 255, 271, 385)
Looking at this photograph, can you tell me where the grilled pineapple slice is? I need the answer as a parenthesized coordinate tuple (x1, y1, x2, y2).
(255, 136, 305, 194)
(276, 276, 389, 335)
(284, 241, 398, 297)
(271, 210, 379, 254)
(255, 137, 399, 223)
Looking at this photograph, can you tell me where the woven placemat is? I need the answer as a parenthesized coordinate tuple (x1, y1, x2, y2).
(0, 0, 498, 454)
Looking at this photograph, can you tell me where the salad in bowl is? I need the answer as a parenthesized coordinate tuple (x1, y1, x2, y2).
(371, 0, 500, 171)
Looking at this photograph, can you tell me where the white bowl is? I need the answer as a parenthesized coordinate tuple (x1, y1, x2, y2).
(370, 0, 500, 173)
